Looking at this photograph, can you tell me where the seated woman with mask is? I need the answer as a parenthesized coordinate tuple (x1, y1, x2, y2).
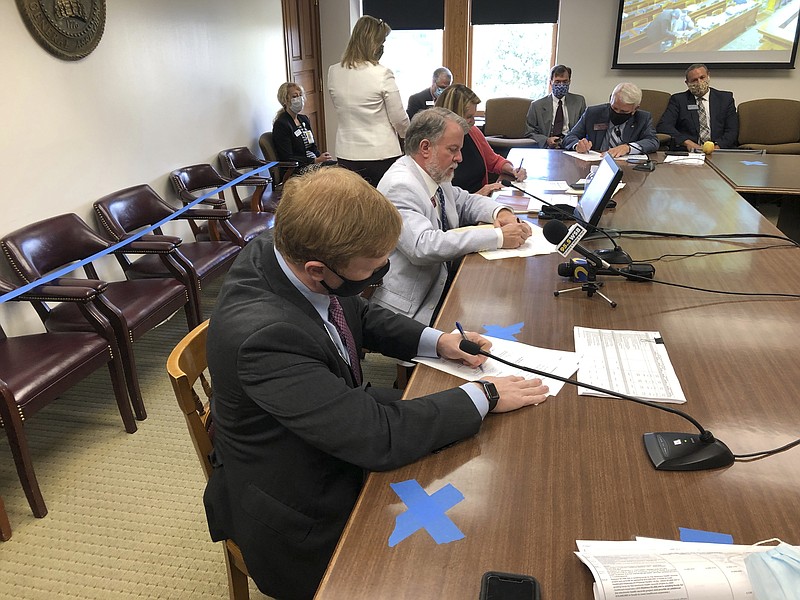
(273, 82, 335, 175)
(435, 84, 526, 196)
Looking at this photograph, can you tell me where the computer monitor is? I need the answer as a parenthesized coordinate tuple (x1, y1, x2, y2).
(574, 153, 623, 227)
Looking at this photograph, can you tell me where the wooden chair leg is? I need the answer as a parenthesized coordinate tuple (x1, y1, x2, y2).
(224, 540, 250, 600)
(2, 405, 47, 517)
(0, 495, 12, 541)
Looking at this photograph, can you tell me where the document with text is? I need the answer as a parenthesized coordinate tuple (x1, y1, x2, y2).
(575, 538, 776, 600)
(573, 327, 687, 403)
(414, 335, 578, 397)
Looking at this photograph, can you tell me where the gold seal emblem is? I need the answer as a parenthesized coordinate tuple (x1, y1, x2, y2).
(16, 0, 106, 61)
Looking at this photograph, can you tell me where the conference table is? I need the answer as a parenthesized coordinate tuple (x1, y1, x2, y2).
(708, 151, 800, 242)
(315, 150, 800, 599)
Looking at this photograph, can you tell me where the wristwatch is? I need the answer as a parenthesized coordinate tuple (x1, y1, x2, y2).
(476, 380, 500, 412)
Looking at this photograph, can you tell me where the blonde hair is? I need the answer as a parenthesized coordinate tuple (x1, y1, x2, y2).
(435, 84, 481, 119)
(275, 82, 303, 121)
(273, 167, 401, 271)
(340, 15, 391, 68)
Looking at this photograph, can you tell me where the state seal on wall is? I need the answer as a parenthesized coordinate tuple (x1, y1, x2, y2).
(16, 0, 106, 61)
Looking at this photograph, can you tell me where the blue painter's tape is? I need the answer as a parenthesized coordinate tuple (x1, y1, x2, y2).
(388, 479, 465, 547)
(0, 162, 276, 304)
(679, 527, 734, 544)
(740, 161, 766, 166)
(483, 322, 524, 341)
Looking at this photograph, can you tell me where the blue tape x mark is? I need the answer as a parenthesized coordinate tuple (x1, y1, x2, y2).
(483, 322, 524, 341)
(388, 479, 465, 547)
(741, 160, 766, 166)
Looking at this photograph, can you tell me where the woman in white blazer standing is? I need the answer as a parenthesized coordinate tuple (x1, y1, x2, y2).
(327, 16, 410, 186)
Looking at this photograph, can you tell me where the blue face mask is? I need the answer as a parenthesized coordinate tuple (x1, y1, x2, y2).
(552, 82, 570, 99)
(744, 542, 800, 599)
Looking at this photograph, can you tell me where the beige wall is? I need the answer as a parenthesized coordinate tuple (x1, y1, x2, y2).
(0, 0, 285, 333)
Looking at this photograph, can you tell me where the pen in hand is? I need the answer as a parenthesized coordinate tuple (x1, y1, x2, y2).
(455, 321, 485, 372)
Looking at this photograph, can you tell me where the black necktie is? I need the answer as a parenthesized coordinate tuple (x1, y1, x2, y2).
(550, 99, 564, 137)
(436, 187, 450, 232)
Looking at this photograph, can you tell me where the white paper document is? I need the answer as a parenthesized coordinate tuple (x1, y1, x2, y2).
(563, 150, 604, 162)
(413, 335, 578, 397)
(478, 224, 555, 260)
(573, 327, 687, 403)
(664, 154, 706, 165)
(525, 194, 579, 212)
(575, 539, 776, 600)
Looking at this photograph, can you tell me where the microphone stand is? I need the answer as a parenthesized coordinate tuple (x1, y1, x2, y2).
(552, 262, 618, 307)
(459, 340, 734, 471)
(501, 179, 631, 265)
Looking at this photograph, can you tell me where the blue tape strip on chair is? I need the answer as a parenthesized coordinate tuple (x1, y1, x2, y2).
(388, 479, 465, 547)
(0, 162, 276, 303)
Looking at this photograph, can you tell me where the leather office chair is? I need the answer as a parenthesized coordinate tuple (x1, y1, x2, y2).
(218, 146, 281, 213)
(0, 276, 135, 518)
(482, 97, 538, 156)
(0, 495, 11, 541)
(258, 132, 300, 192)
(170, 164, 275, 246)
(737, 99, 800, 154)
(1, 213, 197, 421)
(639, 89, 672, 149)
(93, 184, 241, 321)
(167, 320, 250, 600)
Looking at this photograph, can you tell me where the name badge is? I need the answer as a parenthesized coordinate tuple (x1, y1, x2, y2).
(425, 100, 435, 106)
(294, 129, 303, 137)
(688, 104, 698, 110)
(593, 123, 608, 131)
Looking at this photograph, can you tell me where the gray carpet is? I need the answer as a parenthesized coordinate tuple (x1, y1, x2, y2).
(0, 278, 397, 599)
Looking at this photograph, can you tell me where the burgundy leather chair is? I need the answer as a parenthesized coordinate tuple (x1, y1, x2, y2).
(93, 184, 241, 321)
(170, 164, 275, 245)
(218, 146, 283, 214)
(0, 276, 135, 518)
(258, 131, 300, 193)
(1, 213, 197, 421)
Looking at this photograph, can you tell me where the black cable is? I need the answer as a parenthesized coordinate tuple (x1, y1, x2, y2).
(641, 243, 796, 263)
(734, 438, 800, 460)
(616, 229, 800, 248)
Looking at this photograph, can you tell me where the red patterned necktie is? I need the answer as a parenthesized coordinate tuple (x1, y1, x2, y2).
(328, 296, 362, 386)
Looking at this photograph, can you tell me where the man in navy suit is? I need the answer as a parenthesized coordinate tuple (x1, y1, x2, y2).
(657, 64, 739, 150)
(525, 64, 587, 149)
(562, 82, 659, 158)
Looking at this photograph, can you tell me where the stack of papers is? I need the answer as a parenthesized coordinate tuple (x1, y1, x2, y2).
(576, 538, 775, 600)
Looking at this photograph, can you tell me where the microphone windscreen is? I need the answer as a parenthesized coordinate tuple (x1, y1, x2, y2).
(542, 219, 569, 244)
(702, 141, 715, 155)
(500, 179, 513, 187)
(557, 262, 573, 277)
(458, 339, 482, 356)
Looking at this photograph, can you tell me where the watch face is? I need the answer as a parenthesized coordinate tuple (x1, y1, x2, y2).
(479, 380, 500, 400)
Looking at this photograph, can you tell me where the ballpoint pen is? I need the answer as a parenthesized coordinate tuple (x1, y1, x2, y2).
(455, 321, 485, 372)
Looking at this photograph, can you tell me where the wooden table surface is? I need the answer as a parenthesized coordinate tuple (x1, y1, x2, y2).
(315, 150, 800, 600)
(707, 152, 800, 195)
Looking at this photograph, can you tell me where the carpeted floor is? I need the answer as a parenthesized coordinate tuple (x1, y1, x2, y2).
(0, 278, 397, 599)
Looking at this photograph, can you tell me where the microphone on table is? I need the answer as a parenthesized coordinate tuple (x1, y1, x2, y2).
(543, 220, 655, 282)
(458, 338, 734, 471)
(500, 178, 630, 265)
(557, 258, 655, 282)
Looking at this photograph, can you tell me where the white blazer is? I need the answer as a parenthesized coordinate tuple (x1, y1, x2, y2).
(327, 62, 410, 161)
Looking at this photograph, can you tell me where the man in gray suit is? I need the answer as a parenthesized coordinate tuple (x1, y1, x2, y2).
(525, 64, 586, 149)
(204, 166, 548, 599)
(371, 107, 532, 326)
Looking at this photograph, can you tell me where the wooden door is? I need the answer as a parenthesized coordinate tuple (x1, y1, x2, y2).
(282, 0, 326, 150)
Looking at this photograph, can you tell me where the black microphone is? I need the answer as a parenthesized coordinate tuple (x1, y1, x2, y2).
(557, 258, 655, 282)
(501, 178, 630, 264)
(458, 339, 734, 471)
(543, 220, 656, 281)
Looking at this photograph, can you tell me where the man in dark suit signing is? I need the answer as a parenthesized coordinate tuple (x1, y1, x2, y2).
(657, 63, 739, 150)
(563, 82, 659, 158)
(203, 167, 549, 599)
(525, 64, 586, 149)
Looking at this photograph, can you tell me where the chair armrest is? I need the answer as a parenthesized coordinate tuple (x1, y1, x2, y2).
(120, 233, 184, 246)
(45, 278, 108, 293)
(16, 283, 105, 302)
(114, 239, 180, 254)
(180, 207, 233, 220)
(176, 188, 227, 207)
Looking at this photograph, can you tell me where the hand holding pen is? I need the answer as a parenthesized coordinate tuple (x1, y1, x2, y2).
(455, 321, 486, 372)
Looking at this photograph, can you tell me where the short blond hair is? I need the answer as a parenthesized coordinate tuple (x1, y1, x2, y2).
(435, 84, 481, 119)
(275, 82, 303, 121)
(340, 15, 391, 68)
(273, 167, 401, 271)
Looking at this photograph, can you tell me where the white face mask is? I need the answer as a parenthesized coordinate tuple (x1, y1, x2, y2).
(289, 96, 305, 113)
(745, 542, 800, 599)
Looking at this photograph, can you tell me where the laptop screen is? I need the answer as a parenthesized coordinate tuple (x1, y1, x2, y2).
(574, 153, 623, 227)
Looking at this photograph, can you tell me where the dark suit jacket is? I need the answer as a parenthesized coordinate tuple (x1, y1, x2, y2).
(272, 111, 320, 166)
(203, 233, 482, 599)
(562, 103, 659, 154)
(406, 87, 435, 120)
(525, 92, 587, 148)
(657, 88, 739, 149)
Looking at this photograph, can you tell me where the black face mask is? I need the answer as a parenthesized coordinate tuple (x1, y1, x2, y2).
(320, 260, 390, 297)
(609, 108, 633, 126)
